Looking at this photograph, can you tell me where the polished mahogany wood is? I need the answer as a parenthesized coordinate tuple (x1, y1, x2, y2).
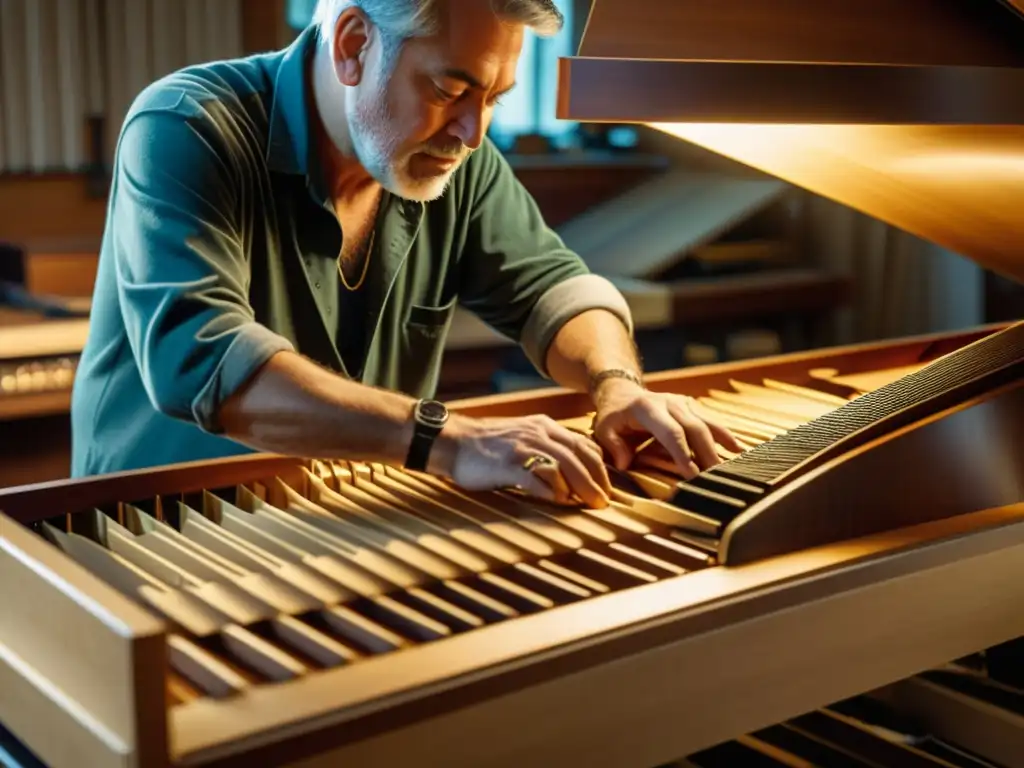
(558, 0, 1024, 284)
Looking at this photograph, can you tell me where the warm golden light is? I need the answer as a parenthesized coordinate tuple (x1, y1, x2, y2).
(643, 122, 1024, 282)
(888, 151, 1024, 178)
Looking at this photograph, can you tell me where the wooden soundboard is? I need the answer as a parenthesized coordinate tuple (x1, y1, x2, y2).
(2, 321, 1023, 768)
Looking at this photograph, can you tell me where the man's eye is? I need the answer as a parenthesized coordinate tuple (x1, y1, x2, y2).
(433, 85, 457, 101)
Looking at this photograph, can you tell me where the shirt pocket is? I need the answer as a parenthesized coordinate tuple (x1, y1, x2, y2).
(400, 295, 459, 398)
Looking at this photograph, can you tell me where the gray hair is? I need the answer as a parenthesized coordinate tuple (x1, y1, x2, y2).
(314, 0, 564, 47)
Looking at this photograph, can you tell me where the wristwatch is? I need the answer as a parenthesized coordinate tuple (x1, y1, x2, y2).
(404, 399, 450, 471)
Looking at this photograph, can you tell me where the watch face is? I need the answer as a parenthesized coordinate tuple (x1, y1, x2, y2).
(418, 399, 449, 426)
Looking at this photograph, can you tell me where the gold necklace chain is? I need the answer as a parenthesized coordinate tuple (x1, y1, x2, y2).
(338, 227, 375, 292)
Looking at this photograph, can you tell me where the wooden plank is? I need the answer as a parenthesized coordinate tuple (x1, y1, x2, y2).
(557, 170, 789, 278)
(0, 513, 170, 768)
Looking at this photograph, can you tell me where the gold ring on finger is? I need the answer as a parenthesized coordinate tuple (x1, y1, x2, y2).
(523, 454, 555, 472)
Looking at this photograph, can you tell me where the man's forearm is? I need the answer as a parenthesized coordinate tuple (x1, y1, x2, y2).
(544, 309, 643, 395)
(216, 350, 454, 472)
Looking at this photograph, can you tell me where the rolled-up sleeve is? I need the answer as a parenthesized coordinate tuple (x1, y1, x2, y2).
(457, 141, 633, 377)
(111, 91, 294, 433)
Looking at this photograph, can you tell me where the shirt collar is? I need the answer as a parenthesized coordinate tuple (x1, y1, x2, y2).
(266, 25, 319, 176)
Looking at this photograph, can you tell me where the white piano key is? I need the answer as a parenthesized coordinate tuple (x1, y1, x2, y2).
(260, 481, 434, 588)
(358, 474, 527, 564)
(379, 467, 559, 556)
(308, 476, 485, 576)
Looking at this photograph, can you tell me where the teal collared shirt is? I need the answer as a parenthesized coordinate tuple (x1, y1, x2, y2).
(70, 26, 632, 478)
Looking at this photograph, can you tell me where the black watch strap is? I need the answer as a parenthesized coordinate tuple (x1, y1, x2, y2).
(404, 399, 449, 471)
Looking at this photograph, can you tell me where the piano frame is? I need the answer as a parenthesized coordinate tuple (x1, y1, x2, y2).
(3, 322, 1024, 768)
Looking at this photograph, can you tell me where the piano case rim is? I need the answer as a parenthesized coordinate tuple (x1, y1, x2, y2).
(0, 319, 1011, 525)
(0, 320, 1020, 767)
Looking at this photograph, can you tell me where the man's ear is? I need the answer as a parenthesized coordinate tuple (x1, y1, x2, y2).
(331, 8, 372, 86)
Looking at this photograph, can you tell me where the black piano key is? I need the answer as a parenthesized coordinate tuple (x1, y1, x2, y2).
(667, 529, 721, 557)
(606, 464, 653, 498)
(433, 580, 519, 622)
(913, 742, 1007, 768)
(630, 535, 712, 571)
(752, 724, 877, 767)
(509, 562, 593, 602)
(388, 588, 486, 633)
(689, 471, 766, 504)
(470, 572, 554, 614)
(351, 595, 451, 643)
(666, 482, 748, 526)
(535, 558, 612, 595)
(919, 668, 1024, 715)
(825, 698, 1005, 768)
(604, 541, 688, 576)
(549, 548, 657, 591)
(317, 605, 405, 655)
(790, 709, 957, 767)
(687, 736, 804, 767)
(198, 626, 308, 683)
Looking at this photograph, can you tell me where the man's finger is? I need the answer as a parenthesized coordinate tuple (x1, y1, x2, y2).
(690, 399, 744, 452)
(575, 435, 612, 494)
(634, 403, 700, 480)
(504, 456, 567, 505)
(549, 428, 612, 494)
(506, 473, 558, 504)
(534, 443, 609, 508)
(592, 420, 635, 471)
(668, 400, 719, 469)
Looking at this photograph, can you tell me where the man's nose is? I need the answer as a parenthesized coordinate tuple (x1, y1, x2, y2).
(449, 106, 486, 150)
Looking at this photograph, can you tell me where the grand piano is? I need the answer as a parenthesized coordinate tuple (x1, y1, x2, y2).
(3, 1, 1024, 766)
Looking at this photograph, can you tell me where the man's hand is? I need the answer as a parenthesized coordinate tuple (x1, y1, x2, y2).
(431, 413, 613, 508)
(590, 378, 742, 479)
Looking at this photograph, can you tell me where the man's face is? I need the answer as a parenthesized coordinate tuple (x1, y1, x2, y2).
(340, 0, 524, 201)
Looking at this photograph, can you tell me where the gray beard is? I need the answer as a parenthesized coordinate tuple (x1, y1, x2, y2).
(311, 41, 459, 202)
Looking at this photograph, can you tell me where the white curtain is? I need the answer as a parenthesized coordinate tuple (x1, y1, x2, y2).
(0, 0, 245, 174)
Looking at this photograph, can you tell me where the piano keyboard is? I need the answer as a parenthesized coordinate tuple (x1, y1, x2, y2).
(44, 462, 717, 703)
(31, 359, 920, 707)
(4, 322, 1024, 768)
(680, 659, 1019, 767)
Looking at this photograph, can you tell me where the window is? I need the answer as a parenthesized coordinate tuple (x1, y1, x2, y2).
(489, 0, 577, 150)
(285, 0, 578, 150)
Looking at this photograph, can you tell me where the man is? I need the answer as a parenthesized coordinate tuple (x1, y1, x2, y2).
(70, 0, 739, 508)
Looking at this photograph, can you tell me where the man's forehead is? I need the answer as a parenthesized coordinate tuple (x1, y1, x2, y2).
(419, 0, 526, 78)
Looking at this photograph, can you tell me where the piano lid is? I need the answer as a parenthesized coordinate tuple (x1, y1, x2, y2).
(557, 0, 1024, 283)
